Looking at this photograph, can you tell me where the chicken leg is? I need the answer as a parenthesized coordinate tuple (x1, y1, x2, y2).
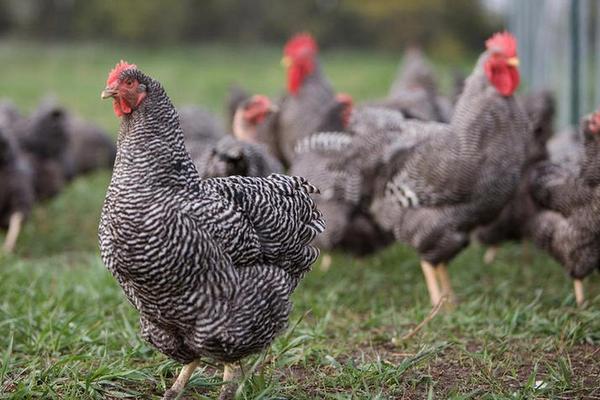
(420, 260, 442, 307)
(435, 263, 456, 308)
(483, 245, 498, 265)
(3, 212, 24, 253)
(162, 360, 199, 400)
(219, 363, 241, 400)
(320, 253, 332, 272)
(573, 279, 584, 307)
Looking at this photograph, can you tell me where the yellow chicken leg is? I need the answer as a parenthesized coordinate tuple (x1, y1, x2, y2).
(573, 279, 584, 307)
(219, 363, 241, 400)
(421, 260, 442, 307)
(320, 253, 332, 272)
(162, 360, 199, 400)
(435, 263, 456, 308)
(483, 245, 498, 265)
(3, 212, 24, 253)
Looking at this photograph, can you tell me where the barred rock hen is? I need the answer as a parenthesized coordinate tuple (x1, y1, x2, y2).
(189, 95, 283, 178)
(357, 32, 528, 307)
(0, 125, 34, 253)
(98, 61, 324, 399)
(476, 90, 556, 263)
(385, 47, 453, 122)
(276, 33, 344, 165)
(528, 109, 600, 306)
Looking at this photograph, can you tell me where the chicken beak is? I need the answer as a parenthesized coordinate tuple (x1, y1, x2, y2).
(280, 56, 292, 68)
(268, 103, 279, 113)
(101, 87, 118, 99)
(506, 57, 520, 67)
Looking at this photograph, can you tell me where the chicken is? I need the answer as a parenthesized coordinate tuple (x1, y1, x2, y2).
(98, 61, 324, 399)
(11, 98, 72, 200)
(275, 33, 345, 165)
(188, 95, 283, 178)
(346, 32, 527, 308)
(476, 90, 556, 263)
(289, 97, 407, 263)
(0, 124, 34, 253)
(63, 113, 116, 177)
(528, 109, 600, 306)
(385, 47, 453, 122)
(290, 131, 392, 262)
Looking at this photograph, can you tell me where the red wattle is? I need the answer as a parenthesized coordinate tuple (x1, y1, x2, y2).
(113, 99, 123, 117)
(485, 63, 519, 97)
(287, 66, 303, 95)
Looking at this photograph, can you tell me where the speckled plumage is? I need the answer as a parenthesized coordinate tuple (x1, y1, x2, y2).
(528, 112, 600, 279)
(476, 91, 556, 246)
(99, 66, 324, 365)
(365, 52, 528, 265)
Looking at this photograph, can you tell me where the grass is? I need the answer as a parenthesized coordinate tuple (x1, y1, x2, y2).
(1, 40, 599, 399)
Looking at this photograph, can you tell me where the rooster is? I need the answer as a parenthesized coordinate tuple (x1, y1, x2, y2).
(275, 33, 345, 165)
(347, 32, 527, 308)
(528, 108, 600, 306)
(98, 61, 324, 399)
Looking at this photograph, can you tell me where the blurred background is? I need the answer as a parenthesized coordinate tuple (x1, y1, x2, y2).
(1, 0, 599, 127)
(0, 0, 599, 256)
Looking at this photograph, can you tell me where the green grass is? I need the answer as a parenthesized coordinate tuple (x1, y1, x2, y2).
(1, 41, 599, 399)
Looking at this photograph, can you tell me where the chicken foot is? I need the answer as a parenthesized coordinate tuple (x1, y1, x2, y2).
(420, 260, 442, 307)
(162, 360, 200, 400)
(3, 212, 24, 253)
(435, 263, 456, 308)
(219, 363, 241, 400)
(483, 245, 498, 265)
(573, 279, 584, 307)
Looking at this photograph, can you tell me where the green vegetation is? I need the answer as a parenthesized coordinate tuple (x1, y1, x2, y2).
(1, 42, 599, 399)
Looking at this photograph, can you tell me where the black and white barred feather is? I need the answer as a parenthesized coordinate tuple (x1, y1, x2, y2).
(351, 51, 529, 265)
(99, 66, 324, 364)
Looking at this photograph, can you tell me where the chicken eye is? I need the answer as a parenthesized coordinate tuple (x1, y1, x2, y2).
(125, 79, 134, 87)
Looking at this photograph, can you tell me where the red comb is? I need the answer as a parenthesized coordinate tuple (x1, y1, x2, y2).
(284, 33, 318, 57)
(486, 31, 517, 57)
(106, 60, 137, 86)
